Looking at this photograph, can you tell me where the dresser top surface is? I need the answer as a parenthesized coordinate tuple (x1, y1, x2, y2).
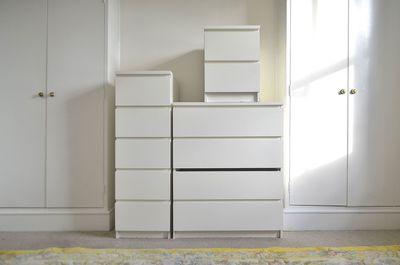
(116, 70, 172, 76)
(204, 25, 260, 31)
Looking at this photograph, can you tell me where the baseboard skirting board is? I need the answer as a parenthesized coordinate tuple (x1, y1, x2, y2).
(284, 206, 400, 230)
(0, 208, 115, 231)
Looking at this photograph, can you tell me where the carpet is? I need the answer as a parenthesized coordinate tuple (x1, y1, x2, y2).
(1, 245, 400, 265)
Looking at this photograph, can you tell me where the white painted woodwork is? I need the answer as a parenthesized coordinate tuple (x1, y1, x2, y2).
(0, 208, 113, 231)
(115, 139, 170, 169)
(174, 201, 283, 231)
(115, 72, 173, 106)
(174, 138, 282, 169)
(204, 26, 260, 61)
(46, 0, 105, 207)
(204, 92, 259, 103)
(348, 0, 400, 206)
(115, 201, 170, 231)
(289, 0, 348, 206)
(174, 171, 282, 200)
(290, 0, 400, 208)
(0, 0, 47, 207)
(173, 105, 283, 137)
(204, 62, 260, 93)
(115, 170, 170, 200)
(115, 107, 171, 137)
(284, 206, 400, 230)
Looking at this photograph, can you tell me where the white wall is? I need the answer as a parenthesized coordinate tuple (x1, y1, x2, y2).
(120, 0, 286, 102)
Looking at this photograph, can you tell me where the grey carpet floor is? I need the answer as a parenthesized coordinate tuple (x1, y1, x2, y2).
(0, 231, 399, 250)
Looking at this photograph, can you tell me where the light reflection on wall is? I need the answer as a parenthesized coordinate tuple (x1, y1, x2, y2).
(291, 0, 348, 180)
(290, 0, 374, 205)
(290, 0, 351, 205)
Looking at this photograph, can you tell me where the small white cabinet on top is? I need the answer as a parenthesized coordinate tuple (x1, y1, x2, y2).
(115, 71, 177, 239)
(204, 26, 260, 102)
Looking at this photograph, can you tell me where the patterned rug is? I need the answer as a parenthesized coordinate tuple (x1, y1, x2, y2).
(1, 245, 400, 265)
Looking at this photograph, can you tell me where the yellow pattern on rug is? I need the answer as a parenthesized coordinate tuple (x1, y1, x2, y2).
(1, 245, 400, 264)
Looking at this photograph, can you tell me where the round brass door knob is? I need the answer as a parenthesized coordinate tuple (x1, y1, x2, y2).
(49, 92, 55, 97)
(338, 89, 346, 95)
(350, 89, 357, 94)
(38, 92, 44, 97)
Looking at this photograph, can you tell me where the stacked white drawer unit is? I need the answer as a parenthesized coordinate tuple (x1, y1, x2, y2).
(204, 26, 260, 103)
(115, 71, 177, 239)
(173, 103, 284, 238)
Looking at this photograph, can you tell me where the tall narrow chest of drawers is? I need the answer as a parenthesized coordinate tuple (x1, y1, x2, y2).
(114, 71, 177, 239)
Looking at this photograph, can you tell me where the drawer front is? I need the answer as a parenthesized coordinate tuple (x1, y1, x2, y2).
(205, 29, 260, 61)
(115, 75, 172, 106)
(173, 138, 282, 169)
(116, 139, 170, 169)
(116, 107, 171, 137)
(116, 170, 170, 200)
(205, 62, 260, 93)
(115, 201, 170, 231)
(173, 106, 282, 137)
(174, 171, 282, 200)
(174, 201, 283, 231)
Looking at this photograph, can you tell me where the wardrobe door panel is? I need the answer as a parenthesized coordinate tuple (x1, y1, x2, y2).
(289, 0, 348, 206)
(348, 0, 400, 206)
(46, 0, 105, 207)
(0, 0, 46, 207)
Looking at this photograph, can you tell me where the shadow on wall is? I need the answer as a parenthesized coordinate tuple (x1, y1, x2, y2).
(151, 50, 204, 102)
(47, 85, 104, 208)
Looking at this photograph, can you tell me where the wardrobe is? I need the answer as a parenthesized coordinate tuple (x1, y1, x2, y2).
(290, 0, 400, 207)
(0, 0, 118, 230)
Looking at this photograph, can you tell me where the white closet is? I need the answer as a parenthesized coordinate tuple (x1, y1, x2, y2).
(290, 0, 400, 207)
(0, 0, 48, 207)
(0, 0, 118, 230)
(46, 0, 106, 207)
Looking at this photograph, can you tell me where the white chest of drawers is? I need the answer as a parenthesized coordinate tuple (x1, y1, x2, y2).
(115, 98, 283, 238)
(204, 26, 260, 102)
(172, 103, 283, 238)
(114, 71, 176, 239)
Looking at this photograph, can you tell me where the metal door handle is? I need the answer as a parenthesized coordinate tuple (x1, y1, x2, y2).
(338, 89, 346, 95)
(350, 89, 357, 94)
(49, 92, 55, 97)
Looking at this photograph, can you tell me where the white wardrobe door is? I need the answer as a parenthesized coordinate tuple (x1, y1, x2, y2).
(0, 0, 47, 207)
(289, 0, 348, 206)
(46, 0, 105, 207)
(348, 0, 400, 206)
